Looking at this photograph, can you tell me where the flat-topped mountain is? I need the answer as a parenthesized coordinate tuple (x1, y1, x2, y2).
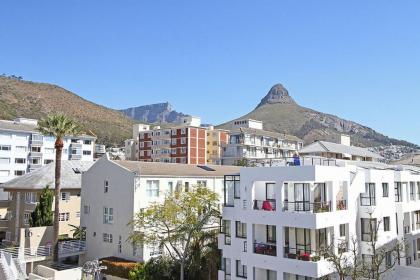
(120, 102, 188, 124)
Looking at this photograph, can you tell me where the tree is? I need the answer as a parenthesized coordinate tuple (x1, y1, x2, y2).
(130, 185, 220, 280)
(323, 212, 406, 280)
(37, 114, 81, 262)
(128, 257, 177, 280)
(69, 224, 86, 240)
(30, 186, 53, 227)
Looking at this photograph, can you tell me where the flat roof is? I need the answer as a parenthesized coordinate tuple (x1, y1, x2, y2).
(112, 160, 240, 177)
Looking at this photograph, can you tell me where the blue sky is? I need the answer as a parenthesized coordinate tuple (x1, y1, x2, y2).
(1, 1, 419, 144)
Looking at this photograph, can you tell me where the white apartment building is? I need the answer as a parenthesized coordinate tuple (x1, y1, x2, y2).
(218, 160, 420, 280)
(0, 118, 96, 186)
(80, 155, 239, 263)
(222, 119, 304, 166)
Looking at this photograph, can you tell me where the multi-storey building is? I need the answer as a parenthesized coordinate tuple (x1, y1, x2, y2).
(218, 160, 420, 280)
(207, 127, 229, 165)
(0, 161, 93, 245)
(80, 155, 240, 263)
(299, 135, 383, 162)
(222, 119, 304, 166)
(0, 118, 96, 186)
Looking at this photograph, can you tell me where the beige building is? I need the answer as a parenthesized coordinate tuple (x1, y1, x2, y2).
(206, 127, 229, 165)
(0, 161, 93, 245)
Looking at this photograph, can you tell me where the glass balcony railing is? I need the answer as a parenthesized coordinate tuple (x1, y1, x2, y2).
(283, 201, 331, 213)
(254, 242, 277, 256)
(253, 199, 276, 211)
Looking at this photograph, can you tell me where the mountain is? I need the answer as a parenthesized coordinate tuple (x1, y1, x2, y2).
(218, 83, 419, 150)
(0, 76, 134, 146)
(120, 102, 188, 124)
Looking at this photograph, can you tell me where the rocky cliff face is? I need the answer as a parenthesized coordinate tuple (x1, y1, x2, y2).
(120, 102, 188, 123)
(257, 84, 296, 107)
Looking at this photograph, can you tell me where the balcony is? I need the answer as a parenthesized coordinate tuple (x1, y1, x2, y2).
(253, 199, 276, 211)
(284, 245, 318, 261)
(253, 242, 277, 256)
(283, 201, 331, 213)
(336, 199, 347, 211)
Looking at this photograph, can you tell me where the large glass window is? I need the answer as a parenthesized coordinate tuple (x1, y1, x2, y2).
(146, 180, 159, 197)
(236, 221, 247, 238)
(410, 182, 416, 201)
(395, 182, 402, 202)
(267, 225, 276, 243)
(361, 218, 377, 242)
(103, 207, 114, 224)
(382, 183, 389, 197)
(236, 260, 247, 278)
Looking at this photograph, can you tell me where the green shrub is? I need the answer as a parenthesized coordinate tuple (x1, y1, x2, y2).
(100, 257, 139, 279)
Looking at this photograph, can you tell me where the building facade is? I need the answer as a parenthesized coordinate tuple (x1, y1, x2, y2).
(80, 156, 239, 263)
(218, 160, 420, 280)
(206, 127, 229, 165)
(222, 119, 304, 166)
(0, 161, 93, 245)
(0, 118, 96, 185)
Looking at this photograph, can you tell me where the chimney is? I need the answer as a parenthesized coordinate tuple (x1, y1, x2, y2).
(340, 134, 351, 146)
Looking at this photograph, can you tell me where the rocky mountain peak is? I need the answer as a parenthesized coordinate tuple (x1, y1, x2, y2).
(257, 83, 296, 107)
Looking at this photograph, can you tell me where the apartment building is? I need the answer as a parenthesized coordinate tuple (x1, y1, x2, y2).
(222, 119, 304, 166)
(80, 155, 239, 263)
(218, 160, 420, 280)
(0, 118, 96, 186)
(0, 161, 93, 245)
(299, 135, 383, 162)
(207, 127, 229, 165)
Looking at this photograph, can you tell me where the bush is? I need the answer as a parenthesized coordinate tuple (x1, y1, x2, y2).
(100, 257, 141, 279)
(128, 257, 179, 280)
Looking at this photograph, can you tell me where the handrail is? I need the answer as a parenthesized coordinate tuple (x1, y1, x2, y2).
(283, 201, 331, 213)
(253, 242, 277, 256)
(253, 199, 276, 211)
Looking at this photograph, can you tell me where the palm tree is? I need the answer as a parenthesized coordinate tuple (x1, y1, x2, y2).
(37, 114, 81, 262)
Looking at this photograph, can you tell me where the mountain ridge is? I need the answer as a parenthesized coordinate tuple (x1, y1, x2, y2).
(218, 84, 418, 150)
(0, 76, 134, 146)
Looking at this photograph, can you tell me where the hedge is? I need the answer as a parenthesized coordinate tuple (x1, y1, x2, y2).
(100, 257, 142, 279)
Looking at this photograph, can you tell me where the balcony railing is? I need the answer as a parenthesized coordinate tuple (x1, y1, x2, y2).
(284, 245, 319, 261)
(360, 195, 376, 206)
(253, 200, 276, 211)
(283, 201, 331, 213)
(253, 242, 277, 256)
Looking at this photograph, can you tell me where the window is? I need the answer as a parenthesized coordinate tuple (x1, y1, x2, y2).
(361, 218, 377, 242)
(410, 182, 415, 201)
(15, 146, 27, 152)
(395, 182, 402, 202)
(84, 205, 90, 214)
(418, 182, 420, 200)
(385, 251, 392, 268)
(0, 158, 10, 164)
(0, 170, 10, 177)
(76, 212, 81, 218)
(222, 258, 231, 277)
(83, 150, 92, 155)
(15, 158, 26, 164)
(103, 207, 114, 224)
(185, 182, 189, 192)
(146, 180, 159, 197)
(133, 242, 139, 256)
(382, 183, 389, 197)
(31, 146, 41, 152)
(24, 212, 31, 225)
(61, 192, 70, 201)
(168, 182, 173, 194)
(236, 260, 247, 278)
(181, 128, 186, 135)
(383, 216, 390, 232)
(71, 139, 79, 143)
(267, 225, 276, 243)
(235, 221, 247, 238)
(103, 233, 113, 243)
(118, 236, 122, 253)
(181, 138, 187, 145)
(104, 180, 109, 193)
(197, 180, 207, 187)
(0, 145, 11, 151)
(44, 159, 53, 164)
(83, 140, 92, 145)
(24, 192, 36, 203)
(222, 220, 231, 245)
(14, 170, 25, 176)
(59, 213, 70, 221)
(340, 224, 346, 237)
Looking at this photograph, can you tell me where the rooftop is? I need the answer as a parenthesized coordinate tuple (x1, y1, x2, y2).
(299, 140, 382, 159)
(112, 160, 240, 177)
(2, 161, 94, 190)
